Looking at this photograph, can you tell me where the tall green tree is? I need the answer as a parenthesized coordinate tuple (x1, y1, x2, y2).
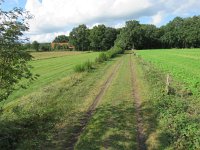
(115, 20, 142, 50)
(53, 35, 69, 43)
(0, 1, 33, 103)
(140, 24, 161, 49)
(160, 16, 200, 48)
(32, 41, 40, 51)
(89, 25, 106, 51)
(102, 27, 118, 50)
(115, 20, 162, 50)
(69, 24, 90, 51)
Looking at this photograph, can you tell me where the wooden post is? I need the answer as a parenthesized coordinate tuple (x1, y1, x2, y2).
(165, 74, 170, 95)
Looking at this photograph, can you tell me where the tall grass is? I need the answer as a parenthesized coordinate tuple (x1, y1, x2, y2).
(74, 60, 94, 72)
(74, 46, 124, 73)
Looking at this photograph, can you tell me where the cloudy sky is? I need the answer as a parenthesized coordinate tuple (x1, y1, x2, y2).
(2, 0, 200, 42)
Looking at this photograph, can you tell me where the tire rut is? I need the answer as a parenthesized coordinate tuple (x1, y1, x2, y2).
(67, 59, 122, 150)
(130, 53, 146, 150)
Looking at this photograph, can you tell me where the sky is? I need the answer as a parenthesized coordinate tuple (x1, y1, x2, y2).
(1, 0, 200, 43)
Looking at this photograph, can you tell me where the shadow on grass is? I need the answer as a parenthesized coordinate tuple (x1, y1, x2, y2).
(75, 102, 137, 150)
(0, 110, 58, 149)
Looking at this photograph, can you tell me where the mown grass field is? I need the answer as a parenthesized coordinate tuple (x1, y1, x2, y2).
(5, 51, 100, 104)
(31, 51, 82, 60)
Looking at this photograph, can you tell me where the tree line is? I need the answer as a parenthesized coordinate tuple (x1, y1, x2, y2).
(115, 16, 200, 50)
(29, 15, 200, 52)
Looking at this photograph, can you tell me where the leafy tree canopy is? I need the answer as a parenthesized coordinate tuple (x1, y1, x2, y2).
(53, 35, 69, 43)
(0, 1, 34, 103)
(69, 24, 90, 51)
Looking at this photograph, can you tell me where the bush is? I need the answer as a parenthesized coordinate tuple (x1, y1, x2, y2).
(74, 60, 94, 72)
(95, 53, 108, 63)
(74, 45, 124, 73)
(54, 44, 69, 50)
(39, 43, 51, 51)
(107, 46, 124, 58)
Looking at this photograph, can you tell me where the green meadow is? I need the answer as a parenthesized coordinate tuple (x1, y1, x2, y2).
(5, 51, 100, 103)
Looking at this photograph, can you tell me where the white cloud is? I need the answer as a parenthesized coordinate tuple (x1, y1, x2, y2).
(114, 22, 125, 28)
(151, 11, 164, 26)
(25, 0, 200, 42)
(28, 31, 70, 43)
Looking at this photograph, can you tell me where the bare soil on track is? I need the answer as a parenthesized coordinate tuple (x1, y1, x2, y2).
(130, 54, 146, 150)
(67, 60, 122, 149)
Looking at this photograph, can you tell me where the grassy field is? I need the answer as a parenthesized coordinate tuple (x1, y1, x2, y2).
(136, 49, 200, 94)
(135, 49, 200, 149)
(31, 51, 83, 60)
(5, 51, 100, 104)
(1, 50, 200, 149)
(0, 53, 120, 149)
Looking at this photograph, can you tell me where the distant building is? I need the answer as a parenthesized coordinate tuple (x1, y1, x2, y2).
(51, 42, 75, 50)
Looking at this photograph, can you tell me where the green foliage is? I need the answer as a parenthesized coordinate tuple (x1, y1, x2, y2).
(69, 24, 118, 51)
(102, 27, 118, 50)
(74, 44, 123, 73)
(39, 43, 51, 51)
(0, 60, 116, 149)
(95, 53, 108, 63)
(54, 44, 69, 50)
(21, 43, 31, 51)
(74, 60, 94, 72)
(89, 25, 118, 51)
(115, 20, 161, 50)
(114, 16, 200, 50)
(137, 49, 200, 94)
(53, 35, 69, 43)
(75, 54, 136, 150)
(107, 45, 124, 58)
(136, 50, 200, 149)
(32, 41, 40, 51)
(0, 2, 33, 102)
(89, 24, 106, 51)
(160, 16, 200, 48)
(69, 24, 90, 51)
(6, 52, 100, 102)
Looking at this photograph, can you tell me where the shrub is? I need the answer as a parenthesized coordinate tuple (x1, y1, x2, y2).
(95, 53, 108, 63)
(74, 45, 123, 73)
(54, 44, 69, 50)
(74, 60, 94, 72)
(74, 64, 85, 72)
(40, 43, 51, 51)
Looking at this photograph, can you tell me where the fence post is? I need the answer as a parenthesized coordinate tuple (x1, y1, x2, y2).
(165, 74, 170, 95)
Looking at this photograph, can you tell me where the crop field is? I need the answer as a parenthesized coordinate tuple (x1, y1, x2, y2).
(6, 51, 100, 104)
(136, 49, 200, 149)
(1, 50, 200, 150)
(136, 49, 200, 94)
